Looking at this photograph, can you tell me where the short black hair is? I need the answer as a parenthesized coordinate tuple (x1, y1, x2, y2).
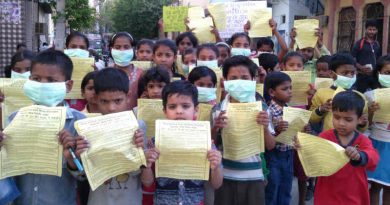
(153, 39, 177, 56)
(365, 19, 377, 29)
(316, 55, 331, 65)
(175, 32, 198, 48)
(137, 66, 170, 97)
(329, 52, 356, 72)
(81, 71, 97, 92)
(282, 51, 304, 65)
(65, 31, 90, 48)
(136, 39, 154, 50)
(94, 67, 129, 95)
(373, 55, 390, 88)
(229, 32, 251, 45)
(216, 42, 231, 55)
(32, 50, 73, 81)
(332, 91, 365, 117)
(264, 72, 291, 94)
(162, 80, 198, 109)
(258, 53, 278, 72)
(110, 32, 134, 47)
(196, 43, 220, 58)
(188, 66, 217, 87)
(16, 43, 26, 50)
(257, 37, 274, 50)
(6, 50, 36, 77)
(222, 55, 257, 79)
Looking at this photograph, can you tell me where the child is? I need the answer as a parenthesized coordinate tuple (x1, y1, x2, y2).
(258, 53, 280, 73)
(136, 39, 154, 61)
(188, 66, 218, 106)
(281, 52, 304, 71)
(81, 71, 99, 113)
(75, 68, 149, 205)
(6, 50, 36, 78)
(142, 80, 223, 205)
(196, 43, 219, 69)
(313, 91, 379, 205)
(175, 32, 199, 55)
(181, 48, 197, 75)
(64, 31, 90, 58)
(310, 52, 368, 133)
(137, 66, 170, 99)
(228, 32, 252, 57)
(153, 39, 185, 80)
(365, 55, 390, 205)
(316, 55, 331, 78)
(212, 55, 276, 205)
(0, 50, 86, 205)
(216, 42, 230, 67)
(110, 32, 143, 110)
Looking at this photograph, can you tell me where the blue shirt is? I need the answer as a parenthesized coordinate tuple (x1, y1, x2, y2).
(9, 107, 86, 205)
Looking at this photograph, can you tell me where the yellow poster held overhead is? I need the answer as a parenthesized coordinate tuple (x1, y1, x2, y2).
(315, 78, 333, 90)
(137, 99, 165, 138)
(188, 6, 205, 19)
(248, 7, 272, 38)
(283, 71, 311, 106)
(1, 105, 66, 179)
(297, 132, 350, 177)
(294, 19, 319, 49)
(222, 102, 264, 160)
(207, 3, 226, 30)
(66, 57, 95, 99)
(163, 6, 189, 32)
(132, 61, 153, 71)
(75, 111, 146, 191)
(155, 120, 211, 180)
(188, 16, 216, 44)
(373, 88, 390, 123)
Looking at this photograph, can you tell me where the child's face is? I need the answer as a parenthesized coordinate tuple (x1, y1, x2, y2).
(226, 65, 253, 80)
(146, 80, 166, 99)
(96, 91, 129, 115)
(178, 37, 193, 54)
(257, 66, 267, 84)
(257, 45, 273, 53)
(136, 44, 153, 61)
(68, 36, 88, 50)
(379, 63, 390, 75)
(153, 45, 176, 72)
(164, 94, 198, 120)
(12, 59, 31, 74)
(269, 81, 292, 103)
(194, 76, 214, 88)
(183, 53, 196, 65)
(112, 36, 132, 50)
(299, 48, 314, 62)
(30, 63, 73, 92)
(283, 57, 304, 71)
(232, 37, 250, 48)
(198, 48, 217, 61)
(82, 79, 97, 104)
(218, 47, 230, 66)
(331, 64, 356, 80)
(316, 62, 330, 78)
(332, 109, 362, 137)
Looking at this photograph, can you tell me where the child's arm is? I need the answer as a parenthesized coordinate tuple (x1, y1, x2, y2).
(289, 28, 297, 51)
(207, 149, 223, 189)
(142, 148, 159, 187)
(309, 92, 330, 123)
(158, 18, 166, 39)
(314, 29, 331, 59)
(211, 111, 227, 140)
(368, 101, 380, 125)
(209, 15, 223, 43)
(59, 130, 78, 170)
(345, 138, 379, 171)
(270, 19, 288, 62)
(257, 111, 276, 150)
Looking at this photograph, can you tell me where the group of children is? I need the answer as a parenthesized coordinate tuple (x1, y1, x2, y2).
(0, 17, 389, 205)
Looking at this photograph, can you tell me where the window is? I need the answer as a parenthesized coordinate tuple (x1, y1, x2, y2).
(282, 15, 286, 24)
(337, 7, 356, 52)
(363, 3, 384, 48)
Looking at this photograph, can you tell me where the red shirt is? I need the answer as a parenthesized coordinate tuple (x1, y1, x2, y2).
(314, 129, 379, 205)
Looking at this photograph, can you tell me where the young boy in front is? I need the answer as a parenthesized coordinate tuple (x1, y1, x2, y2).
(313, 91, 379, 205)
(212, 55, 276, 205)
(310, 52, 368, 133)
(75, 68, 149, 205)
(0, 50, 86, 205)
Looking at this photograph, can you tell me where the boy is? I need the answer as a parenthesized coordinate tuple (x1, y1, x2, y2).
(0, 50, 86, 205)
(313, 91, 379, 205)
(316, 55, 331, 78)
(75, 68, 148, 205)
(212, 55, 276, 205)
(310, 52, 368, 133)
(143, 80, 223, 205)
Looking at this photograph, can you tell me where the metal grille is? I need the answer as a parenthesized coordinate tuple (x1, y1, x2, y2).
(337, 7, 356, 52)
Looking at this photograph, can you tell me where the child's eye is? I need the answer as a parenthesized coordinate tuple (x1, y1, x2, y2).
(114, 99, 123, 104)
(168, 105, 176, 109)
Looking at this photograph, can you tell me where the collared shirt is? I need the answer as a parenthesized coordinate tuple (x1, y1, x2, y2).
(9, 106, 86, 205)
(268, 100, 293, 151)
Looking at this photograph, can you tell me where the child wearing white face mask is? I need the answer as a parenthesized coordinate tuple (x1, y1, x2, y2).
(196, 43, 220, 70)
(228, 33, 253, 57)
(7, 50, 36, 79)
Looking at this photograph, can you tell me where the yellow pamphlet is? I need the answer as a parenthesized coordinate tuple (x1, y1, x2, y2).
(248, 8, 272, 38)
(314, 78, 333, 90)
(137, 99, 165, 138)
(197, 103, 213, 121)
(188, 6, 205, 19)
(283, 71, 311, 106)
(373, 88, 390, 123)
(163, 6, 189, 32)
(66, 57, 95, 99)
(207, 3, 226, 30)
(256, 84, 264, 96)
(294, 19, 319, 49)
(188, 16, 216, 44)
(132, 61, 153, 71)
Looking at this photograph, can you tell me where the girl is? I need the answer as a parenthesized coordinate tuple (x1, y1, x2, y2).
(136, 39, 154, 61)
(282, 52, 305, 71)
(188, 66, 218, 106)
(196, 43, 219, 69)
(137, 66, 170, 99)
(81, 71, 99, 113)
(182, 48, 197, 75)
(228, 32, 252, 57)
(153, 39, 185, 80)
(64, 31, 90, 58)
(366, 55, 390, 205)
(175, 32, 199, 55)
(6, 50, 36, 79)
(216, 42, 230, 67)
(110, 32, 144, 109)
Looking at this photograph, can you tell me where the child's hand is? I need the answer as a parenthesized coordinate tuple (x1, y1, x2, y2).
(213, 111, 228, 130)
(275, 120, 289, 134)
(293, 135, 301, 150)
(359, 113, 368, 127)
(256, 111, 270, 126)
(243, 20, 251, 32)
(319, 99, 332, 113)
(158, 18, 164, 31)
(0, 131, 7, 148)
(133, 129, 144, 148)
(315, 28, 323, 47)
(345, 146, 361, 161)
(58, 130, 76, 161)
(290, 28, 297, 40)
(306, 84, 316, 96)
(368, 101, 380, 115)
(145, 148, 160, 168)
(207, 149, 222, 171)
(75, 135, 90, 158)
(269, 19, 277, 33)
(303, 124, 312, 134)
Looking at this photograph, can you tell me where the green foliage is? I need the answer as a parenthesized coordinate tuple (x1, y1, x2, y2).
(65, 0, 95, 30)
(110, 0, 171, 39)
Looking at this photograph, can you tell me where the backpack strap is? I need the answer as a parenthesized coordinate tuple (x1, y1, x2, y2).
(359, 38, 365, 50)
